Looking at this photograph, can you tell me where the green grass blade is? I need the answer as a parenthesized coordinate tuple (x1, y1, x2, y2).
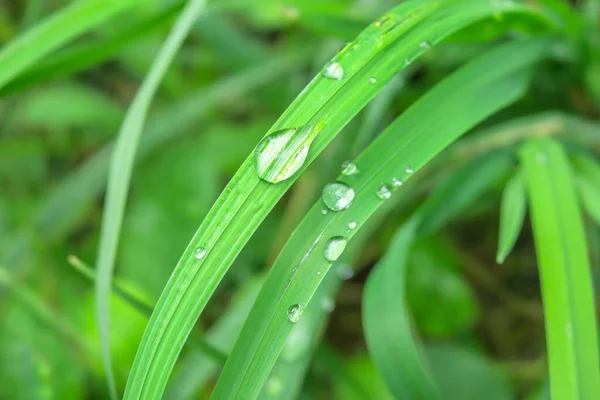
(210, 37, 548, 400)
(364, 219, 439, 399)
(0, 0, 140, 91)
(572, 154, 600, 225)
(94, 1, 207, 397)
(1, 1, 184, 95)
(496, 171, 527, 263)
(519, 137, 600, 399)
(123, 2, 552, 398)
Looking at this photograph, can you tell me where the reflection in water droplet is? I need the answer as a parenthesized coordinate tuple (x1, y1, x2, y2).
(405, 166, 413, 174)
(194, 247, 207, 259)
(324, 237, 347, 262)
(321, 61, 345, 80)
(321, 296, 335, 312)
(369, 77, 377, 84)
(322, 182, 355, 211)
(341, 161, 358, 176)
(255, 125, 320, 183)
(376, 184, 391, 200)
(287, 304, 304, 323)
(348, 221, 357, 230)
(337, 264, 354, 280)
(392, 178, 403, 188)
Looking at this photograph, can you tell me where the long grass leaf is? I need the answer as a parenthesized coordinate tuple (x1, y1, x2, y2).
(211, 37, 548, 400)
(519, 138, 600, 399)
(496, 171, 527, 263)
(571, 154, 600, 225)
(0, 0, 140, 91)
(94, 1, 207, 397)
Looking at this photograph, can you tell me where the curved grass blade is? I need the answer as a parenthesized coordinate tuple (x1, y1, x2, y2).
(0, 0, 141, 91)
(519, 138, 600, 399)
(571, 154, 600, 225)
(496, 171, 527, 263)
(1, 1, 184, 95)
(210, 37, 549, 400)
(94, 1, 208, 397)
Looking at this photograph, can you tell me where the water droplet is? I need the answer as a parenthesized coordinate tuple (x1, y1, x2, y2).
(369, 77, 377, 84)
(321, 209, 328, 215)
(194, 247, 207, 259)
(420, 41, 431, 49)
(255, 125, 320, 183)
(392, 178, 403, 188)
(337, 264, 354, 280)
(341, 161, 358, 176)
(321, 61, 344, 80)
(324, 237, 347, 262)
(376, 184, 391, 200)
(348, 221, 357, 230)
(287, 304, 304, 323)
(322, 182, 355, 211)
(404, 58, 412, 66)
(405, 166, 413, 174)
(321, 296, 335, 312)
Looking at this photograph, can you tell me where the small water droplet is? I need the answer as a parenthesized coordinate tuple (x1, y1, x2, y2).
(255, 125, 320, 183)
(348, 221, 357, 230)
(194, 247, 207, 259)
(369, 77, 377, 84)
(337, 264, 354, 280)
(321, 209, 328, 215)
(376, 184, 391, 200)
(324, 237, 347, 262)
(405, 166, 413, 174)
(404, 58, 412, 66)
(341, 161, 358, 176)
(287, 304, 304, 323)
(420, 41, 431, 49)
(322, 182, 355, 211)
(321, 61, 344, 80)
(392, 178, 403, 188)
(321, 296, 335, 312)
(317, 271, 321, 275)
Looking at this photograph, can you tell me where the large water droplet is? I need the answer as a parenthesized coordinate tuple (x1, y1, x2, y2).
(255, 125, 320, 183)
(194, 247, 207, 259)
(324, 236, 347, 262)
(341, 161, 358, 176)
(376, 184, 391, 200)
(321, 61, 344, 80)
(287, 304, 304, 323)
(348, 221, 357, 230)
(392, 178, 403, 188)
(322, 182, 355, 211)
(337, 264, 354, 280)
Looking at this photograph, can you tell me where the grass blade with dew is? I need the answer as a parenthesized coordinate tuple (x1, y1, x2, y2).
(123, 2, 555, 398)
(0, 0, 141, 91)
(95, 0, 208, 397)
(210, 37, 549, 400)
(496, 171, 527, 263)
(519, 137, 600, 399)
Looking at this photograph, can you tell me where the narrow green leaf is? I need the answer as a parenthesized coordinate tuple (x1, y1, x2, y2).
(519, 137, 600, 399)
(94, 1, 208, 397)
(0, 0, 140, 91)
(212, 37, 548, 400)
(571, 154, 600, 225)
(496, 171, 527, 263)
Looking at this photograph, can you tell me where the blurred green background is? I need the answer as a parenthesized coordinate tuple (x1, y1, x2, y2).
(0, 0, 598, 399)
